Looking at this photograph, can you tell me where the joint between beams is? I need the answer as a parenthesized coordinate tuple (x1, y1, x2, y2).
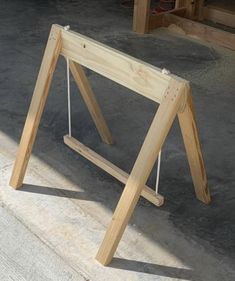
(177, 83, 190, 113)
(49, 25, 61, 41)
(163, 80, 189, 113)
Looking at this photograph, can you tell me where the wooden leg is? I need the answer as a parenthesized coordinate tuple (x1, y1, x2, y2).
(197, 0, 205, 21)
(96, 80, 185, 265)
(9, 25, 62, 189)
(175, 0, 185, 9)
(69, 61, 113, 144)
(178, 87, 211, 204)
(133, 0, 151, 33)
(183, 0, 195, 19)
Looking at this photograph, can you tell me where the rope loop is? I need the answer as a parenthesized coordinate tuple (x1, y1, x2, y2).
(66, 58, 72, 137)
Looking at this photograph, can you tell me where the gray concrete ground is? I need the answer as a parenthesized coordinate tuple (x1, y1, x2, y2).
(0, 0, 235, 280)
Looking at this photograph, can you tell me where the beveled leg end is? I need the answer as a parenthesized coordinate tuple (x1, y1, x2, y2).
(195, 183, 211, 204)
(9, 177, 23, 190)
(95, 250, 113, 266)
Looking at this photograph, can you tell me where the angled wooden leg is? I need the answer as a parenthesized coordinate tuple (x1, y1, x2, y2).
(69, 61, 113, 144)
(9, 25, 62, 189)
(178, 86, 211, 203)
(96, 80, 186, 265)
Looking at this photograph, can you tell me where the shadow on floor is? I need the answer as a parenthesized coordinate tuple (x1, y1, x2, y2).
(110, 257, 194, 280)
(21, 184, 102, 202)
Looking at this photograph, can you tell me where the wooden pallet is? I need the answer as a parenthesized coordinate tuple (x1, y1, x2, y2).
(10, 25, 211, 266)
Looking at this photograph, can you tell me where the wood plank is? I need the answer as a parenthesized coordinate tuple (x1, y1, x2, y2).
(203, 5, 235, 28)
(163, 14, 235, 50)
(196, 0, 205, 21)
(175, 0, 185, 9)
(9, 25, 62, 189)
(69, 61, 113, 144)
(183, 0, 195, 19)
(133, 0, 151, 33)
(178, 87, 211, 204)
(64, 135, 164, 207)
(59, 25, 187, 104)
(207, 1, 235, 12)
(96, 80, 186, 265)
(149, 8, 187, 31)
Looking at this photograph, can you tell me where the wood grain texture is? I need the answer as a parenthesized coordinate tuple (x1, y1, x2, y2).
(59, 26, 187, 104)
(183, 0, 195, 19)
(203, 5, 235, 28)
(149, 8, 186, 31)
(163, 14, 235, 50)
(175, 0, 185, 9)
(196, 0, 205, 21)
(96, 80, 186, 265)
(9, 25, 62, 189)
(133, 0, 151, 33)
(69, 61, 113, 144)
(64, 135, 164, 207)
(178, 87, 211, 204)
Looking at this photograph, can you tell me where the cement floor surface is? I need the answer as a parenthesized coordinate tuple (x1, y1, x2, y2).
(0, 0, 235, 280)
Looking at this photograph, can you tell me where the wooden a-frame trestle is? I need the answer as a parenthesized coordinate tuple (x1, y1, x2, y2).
(9, 24, 211, 266)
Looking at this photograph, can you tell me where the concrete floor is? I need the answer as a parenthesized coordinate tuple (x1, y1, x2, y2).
(0, 0, 235, 280)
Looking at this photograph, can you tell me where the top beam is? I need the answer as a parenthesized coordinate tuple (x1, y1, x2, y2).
(58, 25, 187, 104)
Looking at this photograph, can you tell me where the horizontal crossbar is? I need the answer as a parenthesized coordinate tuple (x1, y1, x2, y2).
(57, 24, 187, 104)
(64, 135, 164, 207)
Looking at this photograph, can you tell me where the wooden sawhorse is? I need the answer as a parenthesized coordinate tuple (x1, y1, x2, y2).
(10, 25, 211, 266)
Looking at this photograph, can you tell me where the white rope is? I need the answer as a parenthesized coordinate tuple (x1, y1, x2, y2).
(64, 25, 72, 137)
(155, 150, 162, 194)
(66, 57, 72, 137)
(155, 68, 168, 194)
